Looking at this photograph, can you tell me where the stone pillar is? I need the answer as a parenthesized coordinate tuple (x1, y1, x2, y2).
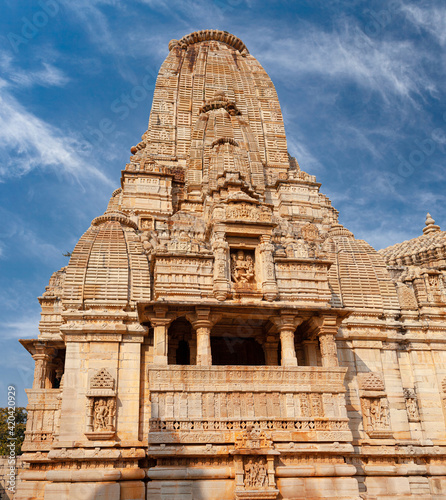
(195, 323, 212, 366)
(151, 318, 171, 365)
(86, 398, 94, 433)
(280, 329, 298, 367)
(188, 308, 221, 366)
(271, 313, 303, 367)
(31, 348, 55, 389)
(310, 315, 340, 368)
(303, 340, 318, 366)
(32, 354, 48, 388)
(258, 235, 278, 302)
(319, 333, 339, 367)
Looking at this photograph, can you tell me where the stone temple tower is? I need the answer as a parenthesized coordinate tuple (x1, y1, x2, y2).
(17, 30, 446, 500)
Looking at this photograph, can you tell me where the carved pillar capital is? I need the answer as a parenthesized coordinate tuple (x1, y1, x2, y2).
(270, 313, 304, 333)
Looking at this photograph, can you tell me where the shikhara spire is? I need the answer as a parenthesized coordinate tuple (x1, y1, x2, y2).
(16, 30, 446, 500)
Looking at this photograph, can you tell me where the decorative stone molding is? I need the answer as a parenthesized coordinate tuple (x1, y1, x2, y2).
(91, 211, 138, 230)
(396, 282, 418, 310)
(85, 368, 117, 440)
(168, 30, 249, 54)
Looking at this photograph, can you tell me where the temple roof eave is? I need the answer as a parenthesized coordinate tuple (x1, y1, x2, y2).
(137, 300, 352, 324)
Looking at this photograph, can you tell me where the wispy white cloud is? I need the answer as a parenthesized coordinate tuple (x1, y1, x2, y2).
(403, 2, 446, 47)
(286, 135, 324, 174)
(9, 62, 70, 88)
(0, 51, 70, 88)
(0, 78, 113, 184)
(250, 18, 436, 104)
(0, 317, 41, 340)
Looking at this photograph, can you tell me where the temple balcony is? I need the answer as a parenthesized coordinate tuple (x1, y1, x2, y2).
(147, 365, 351, 447)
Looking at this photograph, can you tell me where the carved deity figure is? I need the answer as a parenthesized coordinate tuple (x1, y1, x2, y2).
(94, 399, 109, 431)
(244, 458, 268, 489)
(244, 459, 254, 487)
(369, 399, 380, 429)
(364, 397, 390, 431)
(405, 397, 419, 421)
(231, 250, 255, 284)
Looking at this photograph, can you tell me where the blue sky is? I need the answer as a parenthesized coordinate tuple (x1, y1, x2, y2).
(1, 0, 445, 405)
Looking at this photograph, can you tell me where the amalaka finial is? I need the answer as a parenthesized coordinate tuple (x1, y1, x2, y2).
(423, 212, 440, 234)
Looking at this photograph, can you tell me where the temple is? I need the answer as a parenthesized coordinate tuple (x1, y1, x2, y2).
(16, 30, 446, 500)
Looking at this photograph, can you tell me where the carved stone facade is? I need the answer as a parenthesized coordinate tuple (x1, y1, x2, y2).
(17, 29, 446, 499)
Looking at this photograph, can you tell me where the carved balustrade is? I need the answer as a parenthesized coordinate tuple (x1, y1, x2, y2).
(148, 366, 351, 444)
(23, 389, 61, 451)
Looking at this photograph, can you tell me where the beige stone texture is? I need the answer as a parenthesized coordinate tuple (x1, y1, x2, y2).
(16, 29, 446, 499)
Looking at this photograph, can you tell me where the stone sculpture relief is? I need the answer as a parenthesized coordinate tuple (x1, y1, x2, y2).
(361, 397, 392, 437)
(244, 458, 268, 489)
(231, 250, 255, 284)
(93, 398, 116, 432)
(85, 368, 117, 439)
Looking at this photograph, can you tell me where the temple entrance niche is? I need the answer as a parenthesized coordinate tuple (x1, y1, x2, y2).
(167, 317, 196, 365)
(210, 318, 274, 366)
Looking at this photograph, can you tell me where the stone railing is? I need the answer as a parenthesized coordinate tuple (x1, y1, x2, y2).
(148, 365, 346, 392)
(148, 366, 351, 444)
(22, 389, 61, 452)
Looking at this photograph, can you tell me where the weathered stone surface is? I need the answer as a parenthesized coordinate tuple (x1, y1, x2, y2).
(16, 29, 446, 499)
